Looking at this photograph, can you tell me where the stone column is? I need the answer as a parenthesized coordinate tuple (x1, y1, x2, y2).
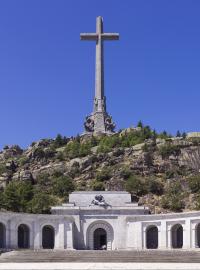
(66, 221, 74, 249)
(126, 222, 134, 249)
(167, 225, 172, 249)
(159, 220, 167, 249)
(183, 219, 191, 249)
(56, 222, 65, 249)
(135, 222, 143, 249)
(29, 222, 34, 249)
(54, 224, 60, 249)
(142, 226, 146, 249)
(33, 222, 41, 249)
(191, 222, 197, 248)
(9, 221, 17, 249)
(6, 220, 11, 249)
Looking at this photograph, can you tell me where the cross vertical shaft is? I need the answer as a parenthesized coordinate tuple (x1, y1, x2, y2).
(80, 16, 119, 134)
(95, 16, 104, 102)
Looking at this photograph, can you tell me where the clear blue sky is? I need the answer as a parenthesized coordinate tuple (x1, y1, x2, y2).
(0, 0, 200, 149)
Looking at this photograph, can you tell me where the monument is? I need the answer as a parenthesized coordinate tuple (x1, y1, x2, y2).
(2, 17, 200, 261)
(1, 191, 200, 251)
(80, 16, 119, 134)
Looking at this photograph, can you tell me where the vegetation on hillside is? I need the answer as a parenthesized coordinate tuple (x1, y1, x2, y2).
(0, 121, 199, 214)
(0, 173, 74, 214)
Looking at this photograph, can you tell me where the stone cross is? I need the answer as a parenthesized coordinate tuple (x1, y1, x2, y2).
(80, 17, 119, 134)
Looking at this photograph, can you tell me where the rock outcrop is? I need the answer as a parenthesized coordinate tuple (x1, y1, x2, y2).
(1, 130, 200, 213)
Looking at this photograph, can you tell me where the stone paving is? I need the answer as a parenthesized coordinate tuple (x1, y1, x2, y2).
(1, 249, 200, 263)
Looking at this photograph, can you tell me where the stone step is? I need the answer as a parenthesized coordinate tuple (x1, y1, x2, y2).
(1, 250, 200, 263)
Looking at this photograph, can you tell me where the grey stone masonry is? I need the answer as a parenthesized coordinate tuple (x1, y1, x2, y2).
(80, 16, 119, 134)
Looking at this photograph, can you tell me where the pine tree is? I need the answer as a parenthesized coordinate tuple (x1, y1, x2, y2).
(137, 120, 143, 128)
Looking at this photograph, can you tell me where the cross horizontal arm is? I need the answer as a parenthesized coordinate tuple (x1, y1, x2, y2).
(102, 33, 119, 40)
(80, 33, 98, 41)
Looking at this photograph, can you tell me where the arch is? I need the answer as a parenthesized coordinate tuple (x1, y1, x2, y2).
(18, 224, 30, 249)
(146, 225, 158, 249)
(195, 223, 200, 248)
(0, 222, 6, 248)
(87, 221, 114, 250)
(171, 224, 183, 248)
(42, 225, 55, 249)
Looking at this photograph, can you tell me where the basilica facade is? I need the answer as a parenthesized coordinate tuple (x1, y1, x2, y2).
(0, 191, 200, 251)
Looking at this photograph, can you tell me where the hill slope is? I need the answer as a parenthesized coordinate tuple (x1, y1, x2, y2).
(1, 125, 200, 214)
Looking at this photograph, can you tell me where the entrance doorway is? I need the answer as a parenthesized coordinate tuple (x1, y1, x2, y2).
(171, 224, 183, 248)
(146, 226, 158, 249)
(94, 228, 107, 250)
(42, 225, 55, 249)
(0, 223, 6, 248)
(196, 223, 200, 247)
(18, 224, 30, 248)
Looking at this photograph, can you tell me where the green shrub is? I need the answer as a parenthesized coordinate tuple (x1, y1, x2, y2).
(96, 168, 111, 182)
(125, 175, 147, 196)
(165, 170, 175, 179)
(142, 142, 157, 153)
(120, 128, 152, 148)
(52, 175, 74, 198)
(28, 192, 57, 214)
(36, 172, 75, 198)
(120, 167, 132, 180)
(161, 182, 184, 212)
(89, 136, 99, 147)
(53, 134, 69, 148)
(188, 175, 200, 193)
(161, 195, 184, 212)
(194, 193, 200, 210)
(97, 144, 112, 153)
(97, 125, 154, 153)
(187, 137, 200, 146)
(18, 156, 29, 166)
(56, 151, 65, 161)
(159, 144, 181, 158)
(0, 164, 7, 175)
(165, 169, 184, 179)
(157, 131, 171, 139)
(147, 179, 164, 195)
(79, 143, 92, 157)
(63, 141, 80, 158)
(44, 148, 56, 159)
(3, 181, 33, 212)
(33, 147, 46, 159)
(36, 173, 52, 193)
(0, 191, 4, 209)
(97, 135, 120, 153)
(91, 181, 105, 191)
(64, 141, 91, 159)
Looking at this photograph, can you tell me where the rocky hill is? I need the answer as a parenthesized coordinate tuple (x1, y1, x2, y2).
(1, 124, 200, 214)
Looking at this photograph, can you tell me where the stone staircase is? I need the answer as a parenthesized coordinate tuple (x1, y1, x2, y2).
(1, 249, 200, 263)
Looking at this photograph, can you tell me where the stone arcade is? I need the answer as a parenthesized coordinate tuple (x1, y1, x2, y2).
(1, 191, 200, 250)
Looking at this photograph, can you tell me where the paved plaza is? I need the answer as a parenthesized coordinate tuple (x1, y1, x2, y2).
(1, 249, 200, 263)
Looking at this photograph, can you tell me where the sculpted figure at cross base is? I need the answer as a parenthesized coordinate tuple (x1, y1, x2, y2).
(84, 114, 115, 133)
(84, 116, 94, 132)
(81, 16, 119, 134)
(90, 195, 110, 207)
(105, 115, 116, 132)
